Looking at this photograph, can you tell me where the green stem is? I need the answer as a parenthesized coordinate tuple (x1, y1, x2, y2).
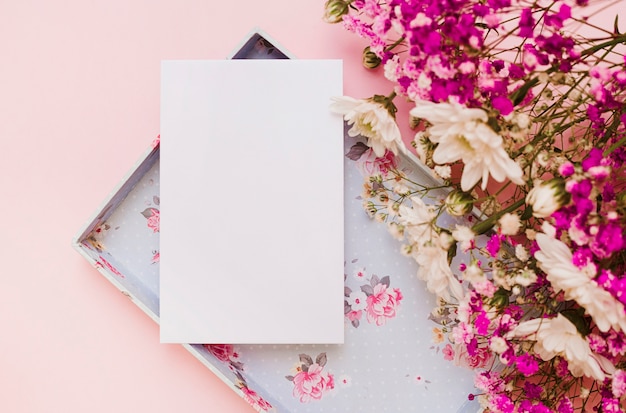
(605, 133, 626, 157)
(471, 198, 526, 235)
(384, 37, 405, 52)
(579, 33, 626, 57)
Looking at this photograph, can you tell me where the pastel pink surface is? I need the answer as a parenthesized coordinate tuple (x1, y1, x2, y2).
(0, 1, 393, 412)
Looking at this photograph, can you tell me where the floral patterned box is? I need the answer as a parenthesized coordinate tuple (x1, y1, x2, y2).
(72, 30, 478, 412)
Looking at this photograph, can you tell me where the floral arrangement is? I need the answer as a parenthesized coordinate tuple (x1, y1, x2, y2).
(325, 0, 626, 411)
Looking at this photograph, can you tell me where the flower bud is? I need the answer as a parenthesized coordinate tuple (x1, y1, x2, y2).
(323, 0, 350, 23)
(525, 178, 570, 218)
(445, 190, 474, 216)
(362, 46, 382, 69)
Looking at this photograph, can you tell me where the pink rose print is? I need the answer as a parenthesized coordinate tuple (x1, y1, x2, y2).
(147, 209, 159, 232)
(345, 272, 402, 327)
(442, 343, 455, 361)
(346, 142, 398, 177)
(240, 385, 273, 412)
(204, 344, 238, 363)
(151, 251, 160, 264)
(366, 283, 403, 326)
(286, 353, 334, 403)
(151, 134, 160, 149)
(141, 207, 160, 233)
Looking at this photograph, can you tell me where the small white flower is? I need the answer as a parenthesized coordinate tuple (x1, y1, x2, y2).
(330, 96, 402, 157)
(568, 225, 589, 246)
(511, 314, 615, 381)
(463, 263, 484, 284)
(515, 244, 529, 262)
(384, 57, 400, 83)
(347, 291, 368, 311)
(410, 12, 432, 28)
(515, 113, 530, 129)
(434, 165, 451, 179)
(514, 267, 537, 286)
(489, 336, 508, 354)
(525, 178, 569, 218)
(452, 225, 475, 251)
(392, 182, 410, 195)
(409, 100, 524, 191)
(498, 212, 521, 235)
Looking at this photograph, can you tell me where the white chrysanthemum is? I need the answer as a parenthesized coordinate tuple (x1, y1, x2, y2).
(330, 96, 402, 157)
(526, 179, 569, 218)
(414, 243, 464, 302)
(535, 233, 626, 333)
(409, 100, 524, 191)
(396, 197, 463, 301)
(512, 314, 615, 381)
(397, 197, 436, 245)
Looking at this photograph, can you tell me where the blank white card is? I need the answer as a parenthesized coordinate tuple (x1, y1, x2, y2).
(160, 60, 344, 344)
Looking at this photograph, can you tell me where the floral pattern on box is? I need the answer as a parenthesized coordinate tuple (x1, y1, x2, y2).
(285, 353, 334, 403)
(205, 344, 274, 412)
(344, 260, 403, 328)
(77, 134, 478, 412)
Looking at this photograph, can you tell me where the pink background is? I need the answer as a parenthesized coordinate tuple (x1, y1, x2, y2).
(0, 1, 393, 412)
(1, 1, 621, 412)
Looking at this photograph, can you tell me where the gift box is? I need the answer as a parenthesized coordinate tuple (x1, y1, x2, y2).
(73, 29, 477, 412)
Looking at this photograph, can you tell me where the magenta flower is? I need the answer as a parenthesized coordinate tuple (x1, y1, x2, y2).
(515, 353, 539, 376)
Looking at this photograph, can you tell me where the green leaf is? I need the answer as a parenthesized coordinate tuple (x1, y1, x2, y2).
(512, 77, 539, 106)
(447, 242, 457, 266)
(561, 308, 590, 336)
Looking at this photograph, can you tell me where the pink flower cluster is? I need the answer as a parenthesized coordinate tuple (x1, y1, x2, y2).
(341, 0, 586, 115)
(553, 149, 626, 306)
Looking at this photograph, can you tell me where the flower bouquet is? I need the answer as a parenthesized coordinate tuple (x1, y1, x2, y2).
(325, 0, 626, 411)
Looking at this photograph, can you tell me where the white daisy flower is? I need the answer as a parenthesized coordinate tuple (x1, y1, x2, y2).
(330, 96, 402, 157)
(512, 314, 615, 381)
(409, 100, 524, 191)
(535, 233, 626, 333)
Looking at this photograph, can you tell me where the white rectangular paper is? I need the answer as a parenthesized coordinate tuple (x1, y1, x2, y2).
(160, 60, 344, 344)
